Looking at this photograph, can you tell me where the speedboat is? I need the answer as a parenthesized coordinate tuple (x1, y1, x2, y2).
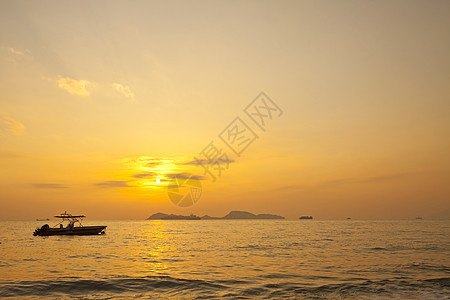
(33, 212, 107, 236)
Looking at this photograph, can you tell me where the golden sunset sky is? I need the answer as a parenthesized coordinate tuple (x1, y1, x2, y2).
(1, 0, 449, 220)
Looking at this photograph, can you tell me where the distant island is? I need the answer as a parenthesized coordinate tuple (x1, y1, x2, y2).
(147, 213, 201, 220)
(299, 216, 313, 219)
(220, 211, 284, 219)
(147, 210, 284, 220)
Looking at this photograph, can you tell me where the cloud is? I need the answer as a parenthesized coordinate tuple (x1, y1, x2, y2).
(95, 180, 131, 188)
(112, 83, 135, 101)
(362, 173, 411, 183)
(33, 183, 68, 189)
(190, 175, 207, 180)
(317, 173, 414, 188)
(317, 178, 354, 188)
(0, 114, 25, 136)
(168, 185, 186, 189)
(57, 77, 91, 96)
(123, 156, 164, 167)
(183, 158, 235, 166)
(9, 47, 30, 56)
(166, 173, 206, 181)
(274, 185, 303, 191)
(132, 173, 155, 179)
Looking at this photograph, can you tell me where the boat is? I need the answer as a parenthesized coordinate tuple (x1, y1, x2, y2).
(33, 212, 107, 236)
(299, 216, 313, 220)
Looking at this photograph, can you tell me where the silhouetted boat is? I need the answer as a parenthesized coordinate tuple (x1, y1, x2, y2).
(299, 216, 313, 219)
(33, 212, 106, 236)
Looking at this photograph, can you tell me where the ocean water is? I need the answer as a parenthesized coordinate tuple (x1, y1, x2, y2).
(0, 219, 449, 299)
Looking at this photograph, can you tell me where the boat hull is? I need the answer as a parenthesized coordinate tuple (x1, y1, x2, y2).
(34, 226, 106, 236)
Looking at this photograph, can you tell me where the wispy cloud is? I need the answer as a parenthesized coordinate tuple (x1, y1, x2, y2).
(317, 178, 354, 188)
(9, 47, 30, 56)
(0, 114, 25, 136)
(112, 83, 135, 101)
(168, 184, 186, 189)
(183, 158, 235, 166)
(274, 185, 303, 191)
(95, 180, 131, 188)
(33, 183, 69, 189)
(166, 173, 207, 181)
(132, 173, 155, 179)
(362, 173, 411, 183)
(123, 156, 164, 167)
(317, 173, 414, 188)
(57, 76, 91, 96)
(147, 161, 161, 167)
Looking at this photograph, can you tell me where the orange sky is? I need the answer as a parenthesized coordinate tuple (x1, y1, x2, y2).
(1, 0, 449, 220)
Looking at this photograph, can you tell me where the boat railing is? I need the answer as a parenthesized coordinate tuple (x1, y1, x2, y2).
(52, 211, 86, 228)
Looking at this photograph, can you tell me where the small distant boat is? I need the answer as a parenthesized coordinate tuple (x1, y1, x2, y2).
(36, 218, 50, 221)
(33, 212, 106, 236)
(299, 216, 313, 220)
(415, 217, 423, 219)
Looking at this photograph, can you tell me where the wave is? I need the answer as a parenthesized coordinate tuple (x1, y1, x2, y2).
(0, 275, 225, 298)
(407, 263, 450, 273)
(0, 276, 448, 299)
(364, 245, 448, 253)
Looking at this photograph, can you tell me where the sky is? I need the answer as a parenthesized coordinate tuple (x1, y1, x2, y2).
(0, 0, 449, 220)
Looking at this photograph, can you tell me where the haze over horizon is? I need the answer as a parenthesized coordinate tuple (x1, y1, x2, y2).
(1, 0, 449, 221)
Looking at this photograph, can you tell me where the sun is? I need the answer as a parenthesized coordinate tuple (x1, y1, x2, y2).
(156, 178, 160, 184)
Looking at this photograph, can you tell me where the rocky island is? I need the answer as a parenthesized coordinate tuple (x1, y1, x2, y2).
(221, 211, 284, 219)
(147, 210, 284, 220)
(147, 213, 201, 220)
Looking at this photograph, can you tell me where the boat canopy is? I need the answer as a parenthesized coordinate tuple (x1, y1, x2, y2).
(54, 212, 85, 218)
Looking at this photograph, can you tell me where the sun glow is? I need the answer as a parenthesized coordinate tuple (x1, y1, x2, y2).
(120, 156, 198, 191)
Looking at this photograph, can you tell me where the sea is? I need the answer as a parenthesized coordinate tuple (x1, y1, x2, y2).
(0, 219, 449, 299)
